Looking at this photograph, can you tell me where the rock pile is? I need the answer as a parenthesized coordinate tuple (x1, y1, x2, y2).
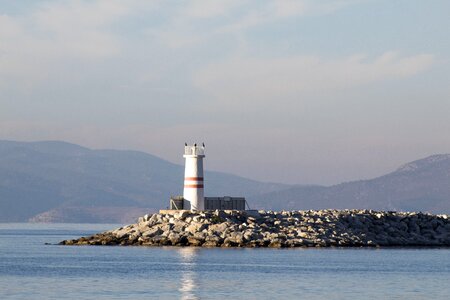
(60, 210, 450, 248)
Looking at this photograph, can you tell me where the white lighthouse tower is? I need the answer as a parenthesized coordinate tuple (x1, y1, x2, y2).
(183, 143, 205, 210)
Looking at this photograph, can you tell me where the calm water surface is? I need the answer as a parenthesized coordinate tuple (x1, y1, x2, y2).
(0, 223, 449, 299)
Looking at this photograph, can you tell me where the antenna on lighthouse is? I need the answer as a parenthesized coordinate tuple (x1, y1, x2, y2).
(183, 143, 205, 211)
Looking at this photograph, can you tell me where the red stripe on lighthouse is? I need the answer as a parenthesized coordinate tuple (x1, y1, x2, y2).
(184, 177, 204, 181)
(184, 184, 204, 188)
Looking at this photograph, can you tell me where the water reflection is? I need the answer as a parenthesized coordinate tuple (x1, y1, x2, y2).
(178, 248, 199, 300)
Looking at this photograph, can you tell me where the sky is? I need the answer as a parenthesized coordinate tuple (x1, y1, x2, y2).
(1, 0, 449, 185)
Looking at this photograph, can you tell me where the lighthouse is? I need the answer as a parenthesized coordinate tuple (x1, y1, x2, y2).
(165, 143, 247, 212)
(183, 143, 205, 210)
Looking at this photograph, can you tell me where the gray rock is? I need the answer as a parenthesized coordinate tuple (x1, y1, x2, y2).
(187, 236, 204, 246)
(142, 227, 163, 238)
(175, 210, 190, 220)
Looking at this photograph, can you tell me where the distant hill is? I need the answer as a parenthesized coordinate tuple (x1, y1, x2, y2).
(249, 154, 450, 214)
(0, 140, 289, 223)
(2, 140, 449, 223)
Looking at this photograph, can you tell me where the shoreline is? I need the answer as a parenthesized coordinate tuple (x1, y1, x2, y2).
(60, 209, 450, 248)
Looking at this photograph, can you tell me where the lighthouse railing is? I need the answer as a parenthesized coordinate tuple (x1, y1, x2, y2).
(184, 145, 205, 156)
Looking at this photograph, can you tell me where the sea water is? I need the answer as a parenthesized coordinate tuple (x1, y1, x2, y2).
(0, 223, 449, 299)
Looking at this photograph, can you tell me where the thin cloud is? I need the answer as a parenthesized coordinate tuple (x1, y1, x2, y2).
(182, 0, 245, 18)
(218, 0, 365, 33)
(0, 1, 144, 90)
(149, 0, 367, 49)
(192, 52, 435, 108)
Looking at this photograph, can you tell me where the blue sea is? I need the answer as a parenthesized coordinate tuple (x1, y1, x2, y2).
(0, 223, 450, 299)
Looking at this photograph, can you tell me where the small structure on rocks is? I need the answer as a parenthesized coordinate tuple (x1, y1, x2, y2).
(167, 143, 247, 212)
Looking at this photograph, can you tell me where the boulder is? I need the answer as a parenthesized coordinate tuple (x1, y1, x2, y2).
(142, 227, 163, 238)
(187, 236, 204, 246)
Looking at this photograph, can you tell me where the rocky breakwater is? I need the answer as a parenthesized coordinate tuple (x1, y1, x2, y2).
(60, 210, 450, 248)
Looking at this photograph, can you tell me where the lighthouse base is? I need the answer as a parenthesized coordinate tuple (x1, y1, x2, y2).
(168, 196, 247, 211)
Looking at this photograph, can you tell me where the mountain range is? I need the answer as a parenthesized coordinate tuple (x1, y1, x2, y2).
(0, 140, 449, 223)
(0, 140, 287, 223)
(249, 154, 450, 213)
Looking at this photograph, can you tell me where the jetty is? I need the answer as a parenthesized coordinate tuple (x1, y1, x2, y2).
(60, 209, 450, 247)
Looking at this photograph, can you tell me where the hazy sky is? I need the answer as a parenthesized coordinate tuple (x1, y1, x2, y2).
(1, 0, 449, 185)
